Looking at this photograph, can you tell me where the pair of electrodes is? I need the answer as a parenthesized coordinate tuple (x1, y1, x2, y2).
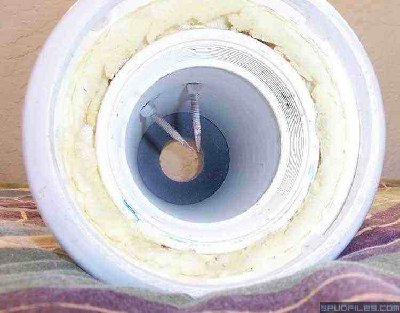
(140, 83, 202, 153)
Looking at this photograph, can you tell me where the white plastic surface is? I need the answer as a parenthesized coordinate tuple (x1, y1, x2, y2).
(23, 0, 385, 297)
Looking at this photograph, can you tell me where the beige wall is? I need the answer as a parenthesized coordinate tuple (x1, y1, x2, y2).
(0, 0, 399, 184)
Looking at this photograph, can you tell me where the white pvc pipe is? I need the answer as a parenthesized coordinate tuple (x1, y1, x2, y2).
(23, 0, 385, 297)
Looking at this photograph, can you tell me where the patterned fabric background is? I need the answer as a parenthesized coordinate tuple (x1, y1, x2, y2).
(0, 181, 399, 312)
